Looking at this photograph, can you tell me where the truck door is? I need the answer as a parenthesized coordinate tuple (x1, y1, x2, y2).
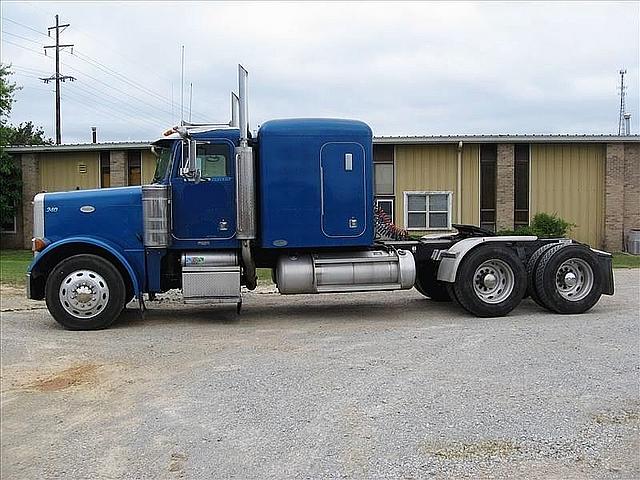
(321, 142, 367, 237)
(171, 140, 236, 242)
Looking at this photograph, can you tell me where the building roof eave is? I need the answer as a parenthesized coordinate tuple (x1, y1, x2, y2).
(373, 134, 640, 144)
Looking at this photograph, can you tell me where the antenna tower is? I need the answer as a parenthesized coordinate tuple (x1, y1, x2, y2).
(618, 69, 627, 135)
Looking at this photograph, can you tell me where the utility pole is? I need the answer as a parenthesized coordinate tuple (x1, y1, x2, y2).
(618, 69, 627, 136)
(40, 14, 75, 145)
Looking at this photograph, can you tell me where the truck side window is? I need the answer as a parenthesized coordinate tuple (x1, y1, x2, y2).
(197, 144, 228, 178)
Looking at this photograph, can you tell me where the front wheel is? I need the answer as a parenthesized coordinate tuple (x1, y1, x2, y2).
(45, 254, 126, 330)
(451, 246, 527, 317)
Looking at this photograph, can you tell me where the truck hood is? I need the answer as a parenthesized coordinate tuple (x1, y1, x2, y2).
(38, 186, 144, 250)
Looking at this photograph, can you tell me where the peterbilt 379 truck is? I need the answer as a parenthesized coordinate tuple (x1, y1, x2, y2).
(26, 66, 614, 330)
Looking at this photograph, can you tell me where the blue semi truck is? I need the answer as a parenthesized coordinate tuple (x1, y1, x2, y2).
(26, 66, 614, 330)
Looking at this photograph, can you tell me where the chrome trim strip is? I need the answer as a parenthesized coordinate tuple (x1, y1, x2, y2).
(33, 193, 45, 239)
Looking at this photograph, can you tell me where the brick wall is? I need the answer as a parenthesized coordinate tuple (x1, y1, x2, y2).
(20, 153, 40, 249)
(623, 143, 640, 249)
(496, 143, 515, 231)
(109, 151, 127, 187)
(604, 143, 626, 251)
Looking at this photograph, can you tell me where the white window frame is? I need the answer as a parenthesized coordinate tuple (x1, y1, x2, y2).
(375, 197, 395, 223)
(404, 191, 453, 231)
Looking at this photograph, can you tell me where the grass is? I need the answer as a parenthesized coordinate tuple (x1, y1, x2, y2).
(1, 249, 636, 287)
(612, 252, 640, 269)
(0, 250, 277, 287)
(257, 268, 274, 285)
(0, 249, 32, 286)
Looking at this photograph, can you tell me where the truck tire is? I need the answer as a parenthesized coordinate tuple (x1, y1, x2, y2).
(451, 246, 527, 317)
(414, 270, 451, 302)
(446, 283, 460, 306)
(526, 242, 566, 309)
(534, 244, 603, 314)
(45, 254, 126, 330)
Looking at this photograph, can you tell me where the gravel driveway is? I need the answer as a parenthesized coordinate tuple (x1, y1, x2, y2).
(1, 269, 639, 479)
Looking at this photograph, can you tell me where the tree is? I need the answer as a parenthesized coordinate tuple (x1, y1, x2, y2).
(0, 64, 52, 228)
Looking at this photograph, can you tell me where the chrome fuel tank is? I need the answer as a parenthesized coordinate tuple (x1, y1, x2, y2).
(276, 249, 416, 294)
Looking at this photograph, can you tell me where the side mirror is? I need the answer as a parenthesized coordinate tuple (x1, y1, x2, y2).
(180, 139, 199, 179)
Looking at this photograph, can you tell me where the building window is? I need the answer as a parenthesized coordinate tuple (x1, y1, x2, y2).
(514, 144, 530, 229)
(1, 213, 16, 234)
(480, 144, 497, 232)
(404, 191, 452, 230)
(375, 197, 394, 223)
(100, 151, 110, 188)
(373, 144, 394, 195)
(128, 150, 142, 186)
(374, 163, 394, 195)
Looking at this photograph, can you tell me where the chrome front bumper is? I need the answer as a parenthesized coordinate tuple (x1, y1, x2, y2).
(25, 272, 32, 299)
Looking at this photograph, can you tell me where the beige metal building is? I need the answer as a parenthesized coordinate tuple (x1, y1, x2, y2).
(372, 135, 639, 251)
(3, 135, 639, 252)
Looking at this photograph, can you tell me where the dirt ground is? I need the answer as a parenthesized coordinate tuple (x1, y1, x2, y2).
(1, 270, 639, 479)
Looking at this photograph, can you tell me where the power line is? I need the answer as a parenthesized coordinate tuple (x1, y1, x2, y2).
(10, 64, 50, 75)
(2, 30, 45, 46)
(58, 60, 177, 122)
(4, 17, 218, 132)
(8, 8, 208, 119)
(71, 81, 166, 128)
(68, 49, 208, 122)
(2, 17, 51, 39)
(62, 88, 162, 131)
(3, 38, 48, 56)
(6, 37, 174, 126)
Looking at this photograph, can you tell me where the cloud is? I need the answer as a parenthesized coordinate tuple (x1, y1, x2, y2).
(2, 1, 638, 142)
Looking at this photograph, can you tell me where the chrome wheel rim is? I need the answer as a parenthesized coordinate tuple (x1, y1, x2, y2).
(555, 258, 593, 302)
(59, 269, 109, 319)
(473, 259, 515, 304)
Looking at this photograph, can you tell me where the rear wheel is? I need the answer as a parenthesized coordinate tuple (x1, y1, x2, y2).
(526, 243, 567, 308)
(534, 244, 602, 314)
(452, 246, 527, 317)
(414, 267, 451, 302)
(45, 254, 126, 330)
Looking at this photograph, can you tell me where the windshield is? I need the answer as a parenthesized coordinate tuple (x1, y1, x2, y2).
(151, 143, 174, 183)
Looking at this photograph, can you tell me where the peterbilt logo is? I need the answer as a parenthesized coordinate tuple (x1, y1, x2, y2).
(46, 206, 59, 213)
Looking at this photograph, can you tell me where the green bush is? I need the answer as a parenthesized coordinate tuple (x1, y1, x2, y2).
(497, 212, 575, 238)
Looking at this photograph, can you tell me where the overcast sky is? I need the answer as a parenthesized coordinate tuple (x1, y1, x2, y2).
(1, 1, 638, 143)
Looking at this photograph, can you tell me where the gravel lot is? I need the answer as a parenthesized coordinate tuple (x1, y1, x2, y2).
(1, 269, 639, 479)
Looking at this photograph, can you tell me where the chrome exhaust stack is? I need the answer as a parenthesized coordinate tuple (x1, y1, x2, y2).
(238, 65, 249, 144)
(235, 64, 256, 240)
(235, 64, 257, 289)
(230, 92, 239, 128)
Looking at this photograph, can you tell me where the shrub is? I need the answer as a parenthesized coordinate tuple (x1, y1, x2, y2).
(497, 212, 575, 238)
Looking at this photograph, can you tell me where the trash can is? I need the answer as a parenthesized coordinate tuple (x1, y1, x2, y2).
(627, 229, 640, 255)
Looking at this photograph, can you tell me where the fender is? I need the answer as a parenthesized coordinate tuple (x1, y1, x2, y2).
(28, 236, 142, 299)
(436, 236, 538, 283)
